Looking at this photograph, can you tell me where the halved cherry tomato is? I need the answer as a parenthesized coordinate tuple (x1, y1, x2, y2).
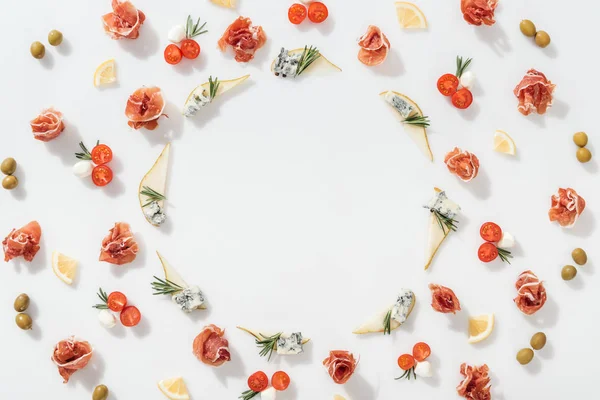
(164, 44, 182, 65)
(437, 73, 459, 96)
(397, 354, 415, 370)
(451, 88, 473, 109)
(480, 222, 502, 242)
(181, 39, 200, 59)
(107, 291, 127, 312)
(91, 165, 113, 187)
(271, 371, 290, 391)
(412, 342, 431, 362)
(478, 242, 499, 263)
(308, 2, 328, 23)
(120, 305, 141, 327)
(247, 371, 268, 392)
(91, 144, 113, 165)
(288, 3, 307, 25)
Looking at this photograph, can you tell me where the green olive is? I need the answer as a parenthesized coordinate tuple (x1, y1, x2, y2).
(561, 265, 577, 281)
(573, 132, 588, 147)
(572, 248, 587, 266)
(30, 41, 45, 59)
(48, 30, 63, 46)
(517, 348, 534, 365)
(535, 31, 551, 48)
(576, 147, 592, 163)
(15, 313, 32, 330)
(2, 175, 18, 190)
(13, 293, 30, 312)
(1, 158, 17, 175)
(92, 384, 109, 400)
(519, 20, 536, 37)
(530, 332, 547, 350)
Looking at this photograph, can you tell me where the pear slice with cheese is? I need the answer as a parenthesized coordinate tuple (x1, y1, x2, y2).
(183, 74, 250, 115)
(156, 251, 207, 309)
(139, 143, 170, 226)
(236, 326, 311, 347)
(424, 187, 458, 270)
(270, 48, 341, 77)
(380, 90, 433, 161)
(353, 294, 415, 334)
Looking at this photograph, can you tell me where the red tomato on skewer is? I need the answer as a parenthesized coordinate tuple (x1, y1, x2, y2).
(91, 144, 113, 165)
(181, 39, 200, 59)
(247, 371, 268, 392)
(271, 371, 290, 391)
(478, 242, 499, 263)
(308, 2, 328, 23)
(164, 44, 182, 65)
(437, 74, 459, 96)
(107, 291, 127, 312)
(120, 305, 141, 327)
(288, 3, 307, 24)
(480, 222, 502, 242)
(452, 88, 473, 109)
(92, 165, 113, 187)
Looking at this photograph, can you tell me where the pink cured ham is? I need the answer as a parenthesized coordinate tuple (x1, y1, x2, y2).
(125, 87, 165, 130)
(193, 324, 231, 367)
(2, 221, 41, 262)
(461, 0, 498, 26)
(102, 0, 145, 40)
(99, 222, 139, 265)
(218, 17, 267, 63)
(357, 25, 390, 67)
(323, 350, 358, 384)
(51, 337, 93, 383)
(513, 69, 556, 116)
(429, 283, 461, 314)
(548, 188, 585, 228)
(30, 108, 64, 142)
(444, 147, 480, 182)
(514, 270, 547, 315)
(457, 363, 491, 400)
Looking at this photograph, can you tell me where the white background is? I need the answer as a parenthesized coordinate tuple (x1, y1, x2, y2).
(0, 0, 597, 399)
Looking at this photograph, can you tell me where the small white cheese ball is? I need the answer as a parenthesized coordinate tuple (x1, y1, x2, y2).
(459, 71, 475, 89)
(498, 232, 515, 248)
(260, 387, 277, 400)
(72, 160, 93, 178)
(98, 309, 117, 328)
(414, 361, 433, 378)
(168, 24, 186, 43)
(300, 0, 313, 3)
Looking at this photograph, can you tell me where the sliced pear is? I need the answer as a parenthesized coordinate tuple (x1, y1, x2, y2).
(156, 251, 207, 309)
(380, 90, 433, 161)
(183, 74, 250, 114)
(139, 143, 170, 226)
(236, 326, 311, 347)
(270, 48, 342, 77)
(424, 187, 452, 271)
(353, 296, 415, 334)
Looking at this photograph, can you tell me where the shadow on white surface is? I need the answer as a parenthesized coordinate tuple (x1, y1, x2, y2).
(173, 49, 208, 76)
(566, 207, 595, 238)
(463, 167, 491, 200)
(71, 350, 106, 390)
(370, 48, 404, 77)
(14, 238, 47, 275)
(346, 373, 379, 400)
(522, 355, 542, 375)
(541, 44, 558, 59)
(106, 321, 127, 339)
(39, 51, 55, 69)
(25, 300, 42, 341)
(9, 167, 27, 200)
(537, 339, 554, 360)
(46, 123, 84, 166)
(211, 347, 246, 386)
(474, 23, 511, 57)
(315, 15, 335, 36)
(457, 101, 481, 121)
(445, 304, 469, 336)
(421, 353, 441, 388)
(117, 20, 160, 59)
(489, 369, 506, 399)
(133, 315, 151, 338)
(550, 99, 570, 120)
(522, 296, 559, 329)
(55, 37, 73, 56)
(140, 102, 184, 145)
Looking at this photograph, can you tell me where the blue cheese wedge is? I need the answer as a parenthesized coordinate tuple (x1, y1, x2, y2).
(273, 47, 302, 78)
(183, 90, 211, 117)
(353, 290, 415, 334)
(172, 285, 205, 313)
(276, 332, 304, 355)
(391, 289, 415, 324)
(384, 90, 415, 119)
(424, 190, 460, 219)
(144, 200, 167, 225)
(424, 187, 460, 270)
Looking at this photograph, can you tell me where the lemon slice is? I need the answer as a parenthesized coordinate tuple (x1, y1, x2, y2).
(493, 130, 516, 155)
(51, 251, 78, 285)
(210, 0, 235, 7)
(94, 59, 116, 87)
(395, 2, 428, 29)
(468, 313, 495, 344)
(158, 377, 190, 400)
(334, 396, 347, 400)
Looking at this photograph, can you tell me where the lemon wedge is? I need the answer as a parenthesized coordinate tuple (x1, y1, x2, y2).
(210, 0, 235, 7)
(468, 314, 495, 344)
(493, 130, 516, 155)
(334, 396, 347, 400)
(51, 251, 78, 285)
(395, 2, 428, 29)
(158, 377, 190, 400)
(94, 59, 116, 87)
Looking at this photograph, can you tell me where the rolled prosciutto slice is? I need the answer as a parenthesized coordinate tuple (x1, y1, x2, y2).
(125, 87, 165, 130)
(461, 0, 498, 26)
(30, 108, 65, 142)
(51, 337, 93, 383)
(193, 324, 231, 367)
(3, 221, 41, 262)
(102, 0, 145, 40)
(429, 283, 461, 314)
(99, 222, 139, 265)
(357, 25, 390, 67)
(548, 188, 585, 228)
(218, 17, 267, 63)
(514, 270, 546, 315)
(513, 69, 555, 116)
(322, 350, 358, 384)
(457, 363, 491, 400)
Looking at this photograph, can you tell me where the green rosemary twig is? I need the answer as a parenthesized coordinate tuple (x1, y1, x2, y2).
(151, 276, 184, 295)
(92, 287, 109, 309)
(256, 332, 282, 360)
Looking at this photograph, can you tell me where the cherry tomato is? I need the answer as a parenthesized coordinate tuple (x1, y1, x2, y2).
(451, 88, 473, 109)
(181, 39, 201, 59)
(397, 354, 415, 371)
(288, 3, 307, 25)
(478, 242, 499, 263)
(480, 222, 502, 242)
(91, 144, 113, 165)
(164, 44, 182, 65)
(271, 371, 290, 391)
(107, 291, 127, 312)
(412, 342, 431, 362)
(120, 305, 141, 327)
(91, 165, 113, 187)
(247, 371, 268, 392)
(437, 73, 459, 96)
(308, 2, 328, 23)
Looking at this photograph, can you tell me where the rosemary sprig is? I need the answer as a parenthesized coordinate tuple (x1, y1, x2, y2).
(395, 367, 417, 381)
(186, 15, 208, 39)
(296, 46, 321, 77)
(256, 332, 282, 361)
(497, 247, 513, 264)
(151, 276, 184, 295)
(432, 209, 459, 235)
(92, 287, 109, 309)
(140, 186, 167, 208)
(75, 140, 99, 160)
(208, 76, 220, 101)
(455, 56, 472, 79)
(403, 114, 431, 128)
(238, 389, 260, 400)
(383, 309, 392, 335)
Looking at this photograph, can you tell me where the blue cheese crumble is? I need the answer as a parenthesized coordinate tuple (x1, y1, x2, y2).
(276, 332, 303, 355)
(384, 91, 414, 119)
(172, 285, 205, 313)
(273, 48, 302, 78)
(143, 200, 167, 225)
(391, 289, 414, 324)
(424, 191, 460, 219)
(183, 90, 211, 117)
